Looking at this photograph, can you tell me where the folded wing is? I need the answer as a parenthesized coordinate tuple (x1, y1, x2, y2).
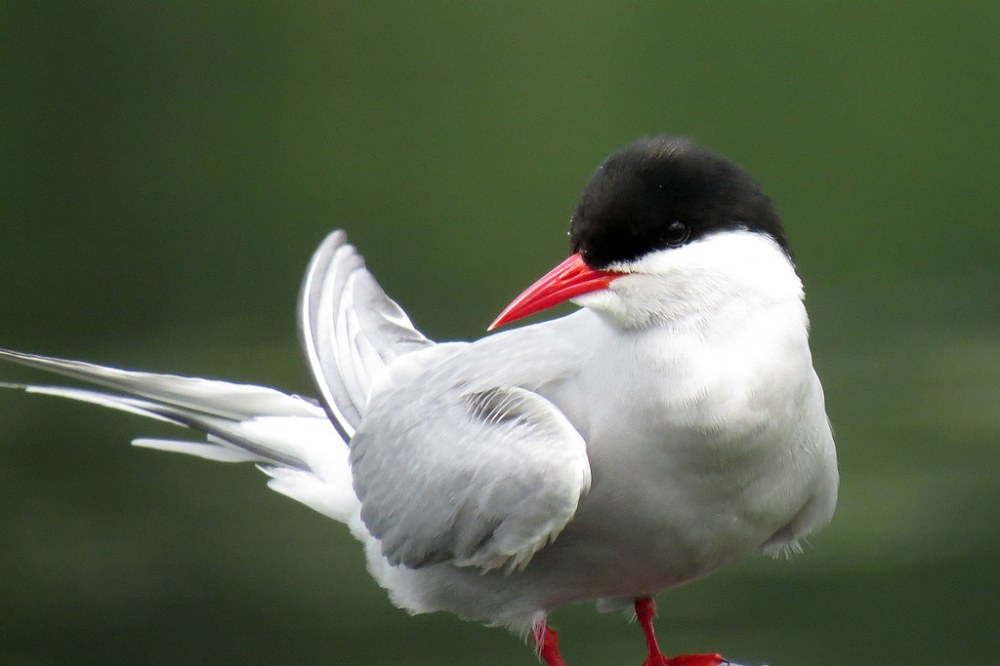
(351, 357, 592, 573)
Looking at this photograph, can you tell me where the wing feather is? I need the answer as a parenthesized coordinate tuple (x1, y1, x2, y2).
(351, 356, 592, 573)
(298, 231, 432, 440)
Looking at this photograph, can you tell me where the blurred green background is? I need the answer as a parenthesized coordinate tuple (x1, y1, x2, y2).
(1, 3, 997, 665)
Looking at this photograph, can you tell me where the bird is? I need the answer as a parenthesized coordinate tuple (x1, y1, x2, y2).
(1, 136, 838, 666)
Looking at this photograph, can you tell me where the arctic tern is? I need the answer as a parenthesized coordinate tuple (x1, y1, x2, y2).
(1, 137, 837, 665)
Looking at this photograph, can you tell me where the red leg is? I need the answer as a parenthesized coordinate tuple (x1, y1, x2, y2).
(532, 619, 567, 666)
(634, 597, 725, 666)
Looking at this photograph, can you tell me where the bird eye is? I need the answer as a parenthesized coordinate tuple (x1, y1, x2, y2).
(662, 221, 690, 247)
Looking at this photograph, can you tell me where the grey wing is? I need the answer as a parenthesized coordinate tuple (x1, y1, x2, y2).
(298, 231, 433, 440)
(351, 372, 592, 573)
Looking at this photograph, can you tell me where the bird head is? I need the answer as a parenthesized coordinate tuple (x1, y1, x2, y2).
(490, 137, 800, 331)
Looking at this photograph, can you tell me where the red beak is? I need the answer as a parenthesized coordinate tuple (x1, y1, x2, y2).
(488, 253, 620, 331)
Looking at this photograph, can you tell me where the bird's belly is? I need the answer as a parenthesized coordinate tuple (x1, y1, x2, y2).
(530, 418, 832, 601)
(376, 431, 828, 631)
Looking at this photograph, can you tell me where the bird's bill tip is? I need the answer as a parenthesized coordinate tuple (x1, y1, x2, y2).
(488, 253, 619, 331)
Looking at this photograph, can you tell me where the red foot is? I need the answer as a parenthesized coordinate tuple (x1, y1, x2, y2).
(642, 650, 725, 666)
(651, 654, 725, 666)
(533, 620, 567, 666)
(635, 598, 725, 666)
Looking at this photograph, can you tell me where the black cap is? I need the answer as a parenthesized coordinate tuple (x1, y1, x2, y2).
(569, 137, 790, 268)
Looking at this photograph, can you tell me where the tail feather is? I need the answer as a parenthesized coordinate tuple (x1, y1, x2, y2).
(0, 348, 359, 523)
(0, 230, 425, 527)
(0, 348, 319, 421)
(133, 438, 262, 463)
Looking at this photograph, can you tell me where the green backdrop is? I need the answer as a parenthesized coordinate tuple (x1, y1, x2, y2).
(2, 3, 997, 665)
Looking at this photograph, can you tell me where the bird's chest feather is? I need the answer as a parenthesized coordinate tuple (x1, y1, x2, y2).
(564, 315, 824, 570)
